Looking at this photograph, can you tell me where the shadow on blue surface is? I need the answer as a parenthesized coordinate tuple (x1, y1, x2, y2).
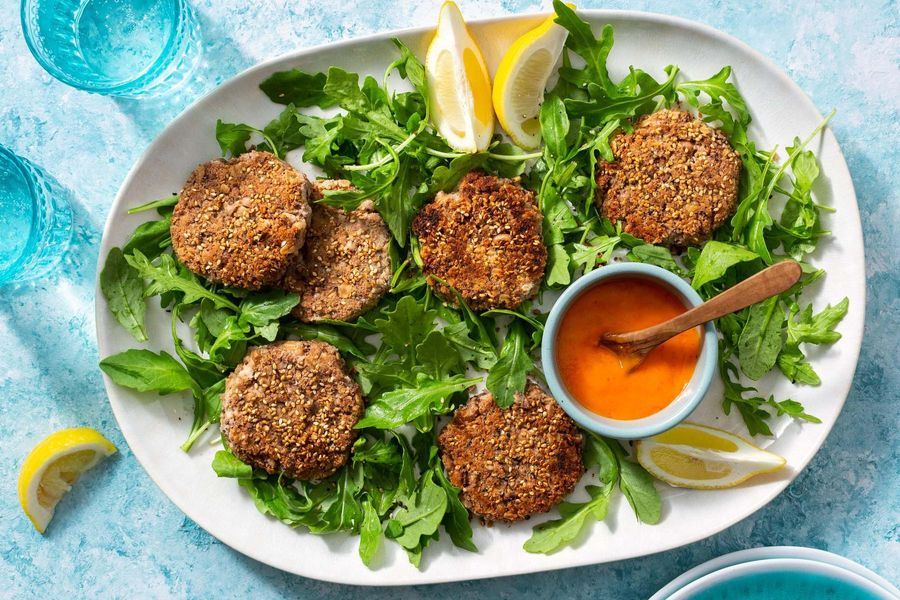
(0, 178, 101, 407)
(113, 7, 255, 142)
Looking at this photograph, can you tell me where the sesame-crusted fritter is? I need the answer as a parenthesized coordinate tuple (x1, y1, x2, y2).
(438, 382, 584, 522)
(220, 340, 364, 481)
(281, 180, 392, 322)
(595, 109, 741, 248)
(412, 172, 547, 311)
(171, 151, 313, 289)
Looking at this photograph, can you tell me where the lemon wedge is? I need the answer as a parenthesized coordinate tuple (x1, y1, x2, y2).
(425, 1, 494, 153)
(492, 8, 570, 149)
(18, 427, 117, 533)
(635, 422, 786, 489)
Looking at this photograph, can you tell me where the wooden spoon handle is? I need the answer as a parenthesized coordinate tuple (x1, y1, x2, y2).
(608, 261, 803, 348)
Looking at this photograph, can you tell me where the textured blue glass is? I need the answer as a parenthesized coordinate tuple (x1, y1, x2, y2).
(20, 0, 200, 97)
(0, 146, 73, 285)
(685, 569, 883, 600)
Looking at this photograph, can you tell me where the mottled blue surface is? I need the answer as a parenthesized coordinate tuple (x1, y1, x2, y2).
(1, 1, 897, 598)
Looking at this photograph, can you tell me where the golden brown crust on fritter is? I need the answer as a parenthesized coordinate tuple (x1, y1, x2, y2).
(171, 151, 312, 289)
(595, 110, 741, 249)
(438, 382, 584, 522)
(281, 180, 392, 322)
(412, 172, 546, 311)
(220, 340, 364, 480)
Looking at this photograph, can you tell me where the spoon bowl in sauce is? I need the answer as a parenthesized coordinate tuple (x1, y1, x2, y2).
(542, 263, 718, 439)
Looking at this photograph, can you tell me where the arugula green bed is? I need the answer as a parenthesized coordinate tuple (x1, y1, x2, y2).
(98, 2, 849, 570)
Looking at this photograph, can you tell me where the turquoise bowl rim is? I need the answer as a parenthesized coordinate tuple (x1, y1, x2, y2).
(649, 546, 900, 600)
(541, 262, 718, 439)
(668, 557, 898, 600)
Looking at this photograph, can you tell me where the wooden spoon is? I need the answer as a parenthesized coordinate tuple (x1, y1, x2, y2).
(600, 260, 803, 372)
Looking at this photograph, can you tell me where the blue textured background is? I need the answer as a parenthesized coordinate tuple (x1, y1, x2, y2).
(1, 1, 897, 598)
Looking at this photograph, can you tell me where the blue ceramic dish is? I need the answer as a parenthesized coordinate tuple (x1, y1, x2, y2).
(667, 558, 898, 600)
(541, 262, 718, 439)
(650, 547, 900, 600)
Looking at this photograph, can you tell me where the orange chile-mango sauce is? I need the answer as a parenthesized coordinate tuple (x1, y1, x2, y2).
(555, 276, 701, 420)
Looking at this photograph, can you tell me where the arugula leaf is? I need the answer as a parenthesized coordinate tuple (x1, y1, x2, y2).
(776, 344, 820, 385)
(321, 465, 365, 532)
(122, 217, 172, 260)
(359, 499, 382, 566)
(565, 66, 679, 124)
(585, 433, 620, 484)
(356, 375, 479, 430)
(540, 94, 569, 158)
(546, 241, 573, 286)
(125, 250, 239, 312)
(434, 464, 476, 552)
(212, 450, 253, 478)
(284, 323, 374, 359)
(766, 396, 821, 423)
(691, 241, 759, 289)
(677, 66, 750, 135)
(207, 315, 252, 365)
(415, 330, 463, 379)
(524, 484, 612, 554)
(324, 67, 373, 114)
(373, 295, 438, 361)
(259, 69, 334, 107)
(216, 120, 281, 159)
(720, 356, 774, 437)
(100, 349, 198, 395)
(171, 350, 224, 450)
(628, 244, 685, 276)
(737, 296, 785, 380)
(388, 39, 428, 101)
(100, 247, 148, 342)
(524, 434, 619, 554)
(610, 441, 661, 524)
(553, 1, 616, 94)
(214, 120, 252, 157)
(239, 290, 300, 326)
(201, 379, 226, 424)
(376, 157, 421, 245)
(386, 469, 448, 552)
(571, 236, 621, 273)
(429, 153, 487, 192)
(486, 321, 532, 409)
(259, 105, 319, 157)
(171, 307, 225, 389)
(786, 298, 849, 345)
(440, 321, 497, 369)
(298, 115, 343, 165)
(127, 195, 178, 215)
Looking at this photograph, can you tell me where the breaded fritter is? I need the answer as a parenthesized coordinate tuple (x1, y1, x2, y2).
(595, 109, 741, 249)
(220, 340, 364, 480)
(412, 172, 546, 311)
(171, 151, 312, 289)
(281, 180, 391, 322)
(438, 382, 584, 522)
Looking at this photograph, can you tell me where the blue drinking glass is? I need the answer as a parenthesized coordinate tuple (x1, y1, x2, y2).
(0, 146, 73, 286)
(21, 0, 200, 97)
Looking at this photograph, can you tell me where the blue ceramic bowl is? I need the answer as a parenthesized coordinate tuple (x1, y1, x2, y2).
(541, 263, 718, 439)
(650, 547, 900, 600)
